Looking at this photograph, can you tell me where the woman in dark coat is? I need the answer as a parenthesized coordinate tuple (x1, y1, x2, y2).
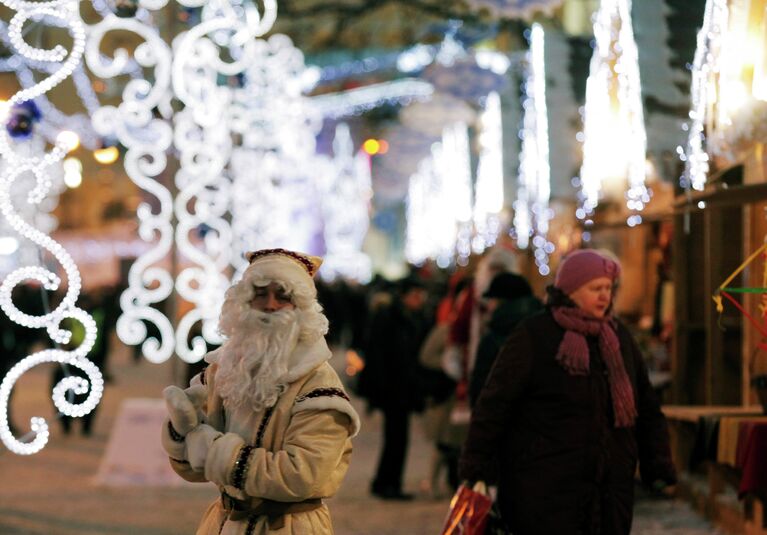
(458, 249, 676, 535)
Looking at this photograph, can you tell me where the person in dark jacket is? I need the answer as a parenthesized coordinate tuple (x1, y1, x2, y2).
(459, 249, 676, 535)
(358, 276, 431, 500)
(469, 272, 542, 407)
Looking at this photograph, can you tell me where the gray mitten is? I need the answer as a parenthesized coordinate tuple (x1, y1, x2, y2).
(163, 385, 206, 436)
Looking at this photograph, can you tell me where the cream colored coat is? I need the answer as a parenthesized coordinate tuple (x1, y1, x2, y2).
(167, 339, 360, 535)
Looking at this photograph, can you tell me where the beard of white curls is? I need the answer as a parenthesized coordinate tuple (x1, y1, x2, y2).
(215, 280, 329, 413)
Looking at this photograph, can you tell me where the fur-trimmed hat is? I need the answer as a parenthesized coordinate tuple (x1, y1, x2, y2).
(242, 249, 323, 302)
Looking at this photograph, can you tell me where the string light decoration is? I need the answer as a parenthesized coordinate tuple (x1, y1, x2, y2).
(86, 1, 176, 364)
(472, 91, 504, 254)
(319, 123, 373, 282)
(442, 122, 474, 264)
(169, 0, 276, 362)
(682, 0, 727, 191)
(514, 23, 553, 275)
(579, 0, 648, 224)
(313, 79, 434, 119)
(406, 123, 474, 267)
(0, 0, 102, 455)
(406, 144, 457, 267)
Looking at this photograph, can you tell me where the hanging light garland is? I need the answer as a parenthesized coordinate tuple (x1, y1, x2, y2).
(579, 0, 648, 225)
(514, 23, 553, 275)
(0, 0, 102, 455)
(312, 79, 434, 119)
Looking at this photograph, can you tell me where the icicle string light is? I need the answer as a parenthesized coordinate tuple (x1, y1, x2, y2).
(0, 0, 102, 455)
(579, 0, 647, 222)
(515, 23, 553, 275)
(683, 0, 728, 191)
(472, 91, 504, 254)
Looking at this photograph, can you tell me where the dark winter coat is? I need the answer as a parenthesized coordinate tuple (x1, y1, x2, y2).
(459, 310, 676, 535)
(469, 296, 543, 407)
(357, 300, 431, 411)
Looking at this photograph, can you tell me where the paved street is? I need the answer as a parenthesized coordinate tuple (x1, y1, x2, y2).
(0, 340, 727, 534)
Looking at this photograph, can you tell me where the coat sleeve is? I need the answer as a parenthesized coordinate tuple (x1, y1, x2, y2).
(628, 334, 677, 486)
(203, 409, 353, 502)
(458, 325, 533, 484)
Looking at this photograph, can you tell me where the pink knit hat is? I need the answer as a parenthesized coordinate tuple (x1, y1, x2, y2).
(554, 249, 621, 295)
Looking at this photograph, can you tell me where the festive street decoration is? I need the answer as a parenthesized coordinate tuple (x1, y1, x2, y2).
(514, 24, 553, 276)
(579, 0, 648, 223)
(683, 0, 727, 191)
(313, 79, 434, 119)
(712, 244, 767, 344)
(406, 122, 474, 267)
(319, 123, 373, 282)
(406, 144, 456, 267)
(466, 0, 564, 20)
(87, 0, 176, 364)
(229, 31, 325, 277)
(472, 91, 504, 254)
(0, 0, 102, 455)
(443, 122, 474, 264)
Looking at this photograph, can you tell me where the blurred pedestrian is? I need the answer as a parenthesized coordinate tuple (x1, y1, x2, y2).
(417, 273, 469, 497)
(469, 272, 542, 407)
(357, 276, 431, 500)
(459, 249, 676, 535)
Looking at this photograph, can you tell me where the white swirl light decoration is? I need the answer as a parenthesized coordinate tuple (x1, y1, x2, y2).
(0, 136, 65, 246)
(579, 0, 648, 225)
(472, 91, 504, 255)
(0, 0, 103, 455)
(171, 0, 278, 362)
(85, 6, 176, 364)
(683, 0, 727, 192)
(319, 123, 372, 283)
(514, 24, 553, 276)
(172, 14, 236, 362)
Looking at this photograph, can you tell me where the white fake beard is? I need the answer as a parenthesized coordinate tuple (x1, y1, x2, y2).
(215, 307, 300, 413)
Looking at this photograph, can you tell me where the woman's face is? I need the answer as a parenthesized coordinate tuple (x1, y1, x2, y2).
(568, 276, 613, 318)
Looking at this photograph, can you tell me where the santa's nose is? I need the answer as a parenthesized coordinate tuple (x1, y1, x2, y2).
(263, 293, 281, 312)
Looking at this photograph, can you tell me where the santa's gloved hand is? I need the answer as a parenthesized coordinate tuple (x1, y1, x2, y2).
(163, 384, 206, 436)
(186, 423, 222, 471)
(160, 417, 188, 460)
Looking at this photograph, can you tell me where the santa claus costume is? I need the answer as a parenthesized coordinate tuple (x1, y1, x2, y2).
(161, 249, 360, 535)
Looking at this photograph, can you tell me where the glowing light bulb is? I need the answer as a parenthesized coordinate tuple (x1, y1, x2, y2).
(362, 139, 380, 155)
(57, 131, 80, 152)
(93, 146, 119, 164)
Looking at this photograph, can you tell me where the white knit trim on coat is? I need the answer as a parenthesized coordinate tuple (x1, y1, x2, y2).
(292, 396, 361, 438)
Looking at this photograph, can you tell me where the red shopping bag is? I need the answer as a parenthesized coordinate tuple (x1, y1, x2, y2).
(440, 482, 493, 535)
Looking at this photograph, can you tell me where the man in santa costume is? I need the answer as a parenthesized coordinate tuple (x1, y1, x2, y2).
(161, 248, 360, 535)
